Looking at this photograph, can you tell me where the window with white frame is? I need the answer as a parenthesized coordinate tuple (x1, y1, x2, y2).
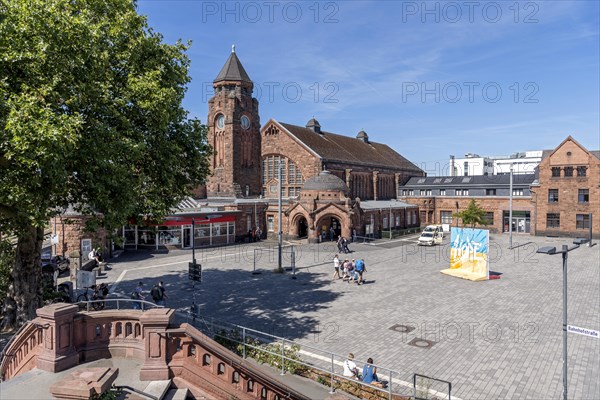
(383, 216, 388, 229)
(441, 211, 452, 224)
(267, 216, 274, 232)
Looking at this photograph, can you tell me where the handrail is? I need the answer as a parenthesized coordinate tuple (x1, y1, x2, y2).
(413, 373, 452, 400)
(172, 323, 312, 400)
(189, 316, 433, 399)
(0, 321, 43, 382)
(75, 298, 164, 312)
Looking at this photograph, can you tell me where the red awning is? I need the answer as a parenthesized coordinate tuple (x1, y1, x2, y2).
(160, 215, 237, 226)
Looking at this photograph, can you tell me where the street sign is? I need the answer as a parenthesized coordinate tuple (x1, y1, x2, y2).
(567, 325, 599, 339)
(188, 262, 201, 282)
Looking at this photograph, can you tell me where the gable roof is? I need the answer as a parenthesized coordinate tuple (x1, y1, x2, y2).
(278, 122, 423, 173)
(214, 51, 252, 83)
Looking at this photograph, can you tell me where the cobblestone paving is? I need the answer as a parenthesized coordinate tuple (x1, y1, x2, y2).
(100, 234, 600, 400)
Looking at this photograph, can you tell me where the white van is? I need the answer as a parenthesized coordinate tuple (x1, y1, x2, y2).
(418, 225, 444, 246)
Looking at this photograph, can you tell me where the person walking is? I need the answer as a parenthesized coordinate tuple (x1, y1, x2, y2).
(342, 237, 350, 253)
(158, 281, 168, 306)
(131, 281, 145, 309)
(336, 236, 343, 252)
(355, 258, 366, 285)
(332, 254, 341, 280)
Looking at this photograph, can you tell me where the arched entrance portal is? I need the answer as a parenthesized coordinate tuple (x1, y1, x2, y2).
(318, 216, 342, 242)
(297, 217, 308, 239)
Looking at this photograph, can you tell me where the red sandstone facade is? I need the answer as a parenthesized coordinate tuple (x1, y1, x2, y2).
(531, 137, 599, 238)
(0, 304, 310, 400)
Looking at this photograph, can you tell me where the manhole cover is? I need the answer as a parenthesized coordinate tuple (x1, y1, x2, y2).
(389, 324, 416, 333)
(408, 337, 436, 349)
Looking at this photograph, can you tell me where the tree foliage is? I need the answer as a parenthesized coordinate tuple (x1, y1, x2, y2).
(454, 200, 489, 228)
(0, 0, 211, 329)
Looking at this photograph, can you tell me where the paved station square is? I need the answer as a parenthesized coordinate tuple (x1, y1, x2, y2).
(101, 233, 600, 399)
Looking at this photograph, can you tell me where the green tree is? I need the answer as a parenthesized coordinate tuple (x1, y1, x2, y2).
(454, 199, 489, 228)
(0, 0, 211, 330)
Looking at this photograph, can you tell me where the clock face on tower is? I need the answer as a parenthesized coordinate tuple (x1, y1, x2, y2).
(216, 114, 225, 129)
(241, 115, 251, 130)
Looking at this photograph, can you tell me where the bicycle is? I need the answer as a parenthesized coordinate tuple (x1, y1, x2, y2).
(77, 284, 108, 311)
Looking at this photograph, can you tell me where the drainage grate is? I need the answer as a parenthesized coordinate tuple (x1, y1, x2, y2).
(407, 337, 436, 349)
(388, 324, 416, 333)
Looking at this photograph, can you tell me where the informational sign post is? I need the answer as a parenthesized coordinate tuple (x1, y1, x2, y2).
(188, 262, 201, 282)
(567, 325, 599, 339)
(441, 227, 489, 281)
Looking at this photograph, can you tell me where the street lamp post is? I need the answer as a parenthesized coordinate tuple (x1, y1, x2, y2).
(191, 218, 196, 267)
(455, 201, 459, 228)
(536, 243, 581, 400)
(278, 160, 283, 272)
(509, 163, 514, 248)
(389, 204, 392, 240)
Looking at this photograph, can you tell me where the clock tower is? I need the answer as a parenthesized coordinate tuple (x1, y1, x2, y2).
(207, 46, 261, 198)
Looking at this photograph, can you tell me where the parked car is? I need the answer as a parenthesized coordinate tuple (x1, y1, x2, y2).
(41, 254, 70, 273)
(418, 225, 444, 246)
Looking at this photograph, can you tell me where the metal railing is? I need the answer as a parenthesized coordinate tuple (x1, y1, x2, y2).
(75, 298, 164, 312)
(190, 316, 451, 400)
(413, 373, 452, 400)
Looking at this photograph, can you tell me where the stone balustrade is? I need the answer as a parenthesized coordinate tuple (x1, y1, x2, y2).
(1, 305, 310, 400)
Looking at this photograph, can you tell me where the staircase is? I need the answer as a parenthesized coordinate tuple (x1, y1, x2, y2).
(117, 380, 184, 400)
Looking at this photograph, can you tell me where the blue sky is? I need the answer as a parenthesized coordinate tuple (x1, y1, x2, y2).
(137, 0, 599, 173)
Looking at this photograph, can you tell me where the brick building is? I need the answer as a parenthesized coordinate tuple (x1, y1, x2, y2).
(530, 136, 599, 238)
(51, 51, 597, 254)
(400, 136, 599, 239)
(193, 47, 423, 244)
(399, 174, 536, 234)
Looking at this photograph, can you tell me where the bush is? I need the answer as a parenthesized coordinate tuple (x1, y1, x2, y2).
(213, 329, 308, 374)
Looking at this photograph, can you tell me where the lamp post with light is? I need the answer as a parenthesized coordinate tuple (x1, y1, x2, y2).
(536, 242, 583, 400)
(277, 160, 283, 273)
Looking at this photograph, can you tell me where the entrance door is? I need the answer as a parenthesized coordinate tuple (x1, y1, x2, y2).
(297, 217, 308, 238)
(182, 225, 192, 248)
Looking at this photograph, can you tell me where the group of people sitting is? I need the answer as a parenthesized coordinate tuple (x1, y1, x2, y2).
(332, 255, 366, 284)
(343, 353, 385, 388)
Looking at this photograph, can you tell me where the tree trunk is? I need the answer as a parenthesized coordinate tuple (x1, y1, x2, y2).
(1, 225, 44, 332)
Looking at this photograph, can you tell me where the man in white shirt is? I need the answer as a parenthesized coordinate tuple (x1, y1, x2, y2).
(342, 353, 360, 379)
(332, 254, 341, 280)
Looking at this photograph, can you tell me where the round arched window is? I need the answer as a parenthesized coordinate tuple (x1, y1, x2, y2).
(216, 114, 225, 129)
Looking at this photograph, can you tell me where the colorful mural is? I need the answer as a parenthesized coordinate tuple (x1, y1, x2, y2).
(441, 227, 489, 281)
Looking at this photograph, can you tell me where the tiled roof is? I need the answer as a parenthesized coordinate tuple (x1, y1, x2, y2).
(278, 122, 423, 173)
(360, 200, 417, 209)
(214, 52, 252, 83)
(590, 150, 600, 160)
(403, 174, 536, 187)
(302, 171, 349, 192)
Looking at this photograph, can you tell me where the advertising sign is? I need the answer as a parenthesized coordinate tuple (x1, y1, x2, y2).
(441, 227, 489, 281)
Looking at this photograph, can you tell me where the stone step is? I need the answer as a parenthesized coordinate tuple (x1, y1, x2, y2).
(163, 388, 189, 400)
(142, 380, 172, 400)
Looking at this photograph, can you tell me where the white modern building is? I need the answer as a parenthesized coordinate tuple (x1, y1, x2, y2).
(450, 150, 543, 176)
(492, 151, 543, 175)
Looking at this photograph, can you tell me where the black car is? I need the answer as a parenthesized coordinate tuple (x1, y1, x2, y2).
(41, 254, 70, 273)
